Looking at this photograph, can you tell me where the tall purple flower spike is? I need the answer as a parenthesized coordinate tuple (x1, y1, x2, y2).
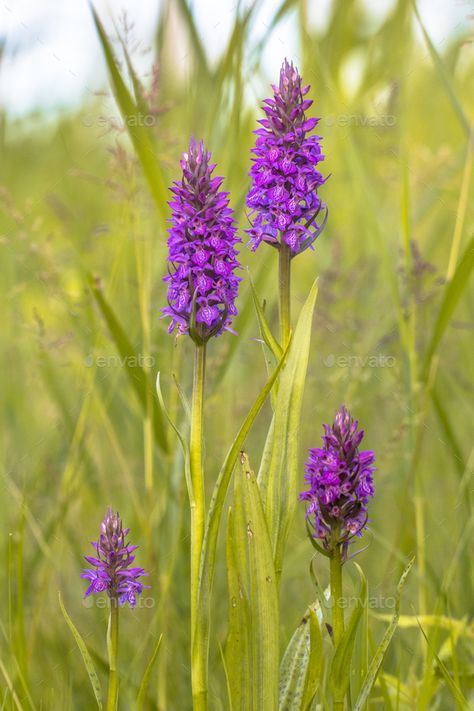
(300, 406, 375, 559)
(81, 507, 149, 608)
(246, 59, 327, 256)
(163, 138, 241, 344)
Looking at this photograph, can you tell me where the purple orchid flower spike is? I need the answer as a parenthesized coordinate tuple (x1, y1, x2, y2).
(246, 59, 328, 256)
(81, 507, 150, 608)
(300, 405, 376, 560)
(163, 138, 241, 344)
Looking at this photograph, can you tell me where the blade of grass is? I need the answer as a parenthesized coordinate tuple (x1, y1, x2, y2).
(353, 558, 414, 711)
(88, 274, 169, 453)
(417, 618, 469, 709)
(58, 592, 103, 710)
(175, 0, 210, 81)
(279, 603, 323, 711)
(431, 386, 464, 477)
(225, 509, 251, 710)
(249, 272, 283, 363)
(231, 452, 279, 710)
(421, 235, 474, 382)
(259, 279, 319, 578)
(330, 564, 367, 704)
(135, 634, 163, 709)
(91, 6, 169, 223)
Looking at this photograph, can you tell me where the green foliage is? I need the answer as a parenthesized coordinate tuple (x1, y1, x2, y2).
(90, 275, 169, 453)
(1, 0, 473, 708)
(91, 6, 169, 225)
(58, 593, 103, 709)
(279, 604, 323, 710)
(330, 565, 368, 703)
(136, 634, 163, 709)
(225, 453, 279, 711)
(353, 558, 414, 711)
(258, 280, 319, 578)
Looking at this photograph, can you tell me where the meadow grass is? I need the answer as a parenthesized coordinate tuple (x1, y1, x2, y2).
(0, 1, 473, 708)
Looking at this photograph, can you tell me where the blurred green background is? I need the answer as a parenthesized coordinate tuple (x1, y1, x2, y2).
(1, 0, 473, 708)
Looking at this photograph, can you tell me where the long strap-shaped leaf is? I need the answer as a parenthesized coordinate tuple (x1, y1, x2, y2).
(59, 592, 103, 709)
(193, 340, 289, 693)
(225, 509, 251, 711)
(279, 603, 323, 711)
(226, 453, 279, 711)
(421, 235, 474, 382)
(330, 564, 368, 703)
(353, 558, 414, 711)
(135, 633, 163, 709)
(259, 279, 319, 577)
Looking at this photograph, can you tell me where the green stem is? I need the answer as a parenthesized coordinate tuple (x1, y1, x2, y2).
(278, 241, 291, 347)
(106, 597, 119, 711)
(330, 543, 345, 711)
(190, 343, 207, 711)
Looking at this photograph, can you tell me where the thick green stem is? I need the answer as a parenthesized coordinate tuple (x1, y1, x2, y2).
(330, 543, 345, 710)
(278, 242, 291, 347)
(190, 343, 207, 711)
(106, 597, 119, 711)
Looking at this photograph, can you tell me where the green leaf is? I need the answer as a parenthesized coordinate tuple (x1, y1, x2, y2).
(279, 613, 310, 711)
(302, 608, 324, 710)
(194, 340, 290, 679)
(225, 509, 251, 711)
(58, 592, 103, 709)
(88, 275, 169, 453)
(219, 639, 234, 711)
(119, 39, 148, 114)
(421, 235, 474, 381)
(309, 561, 332, 630)
(352, 564, 369, 707)
(156, 372, 192, 502)
(431, 387, 464, 477)
(203, 1, 264, 140)
(213, 262, 272, 390)
(259, 279, 319, 577)
(249, 273, 283, 364)
(417, 618, 469, 709)
(175, 0, 210, 81)
(136, 633, 163, 709)
(227, 453, 279, 710)
(279, 603, 323, 711)
(91, 6, 169, 222)
(330, 564, 367, 702)
(353, 557, 414, 711)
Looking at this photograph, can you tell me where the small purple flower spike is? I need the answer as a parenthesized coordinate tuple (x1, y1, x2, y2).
(81, 507, 149, 608)
(163, 138, 241, 344)
(246, 59, 327, 256)
(300, 406, 375, 559)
